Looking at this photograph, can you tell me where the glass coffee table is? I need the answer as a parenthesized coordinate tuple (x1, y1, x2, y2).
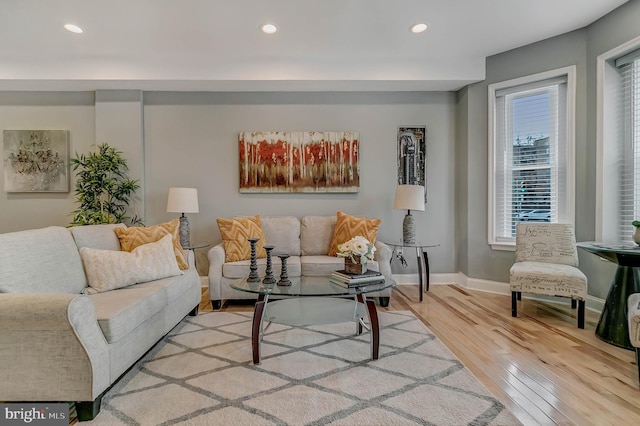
(230, 276, 395, 364)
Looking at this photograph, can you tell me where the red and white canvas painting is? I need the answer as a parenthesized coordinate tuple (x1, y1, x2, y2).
(239, 131, 359, 193)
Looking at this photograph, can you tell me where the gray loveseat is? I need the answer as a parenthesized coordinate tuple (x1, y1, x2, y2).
(208, 215, 392, 309)
(0, 224, 201, 421)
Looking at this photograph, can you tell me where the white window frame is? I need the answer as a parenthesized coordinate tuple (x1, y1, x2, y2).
(488, 66, 576, 251)
(596, 35, 640, 243)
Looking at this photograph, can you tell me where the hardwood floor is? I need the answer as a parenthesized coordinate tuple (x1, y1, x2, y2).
(201, 284, 640, 425)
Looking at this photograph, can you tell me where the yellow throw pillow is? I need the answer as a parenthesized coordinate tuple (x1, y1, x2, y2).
(114, 219, 189, 270)
(328, 211, 382, 256)
(217, 214, 267, 262)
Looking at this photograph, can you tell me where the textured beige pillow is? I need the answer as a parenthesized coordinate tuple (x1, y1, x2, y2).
(327, 211, 381, 256)
(114, 219, 188, 270)
(216, 214, 267, 262)
(80, 234, 183, 294)
(300, 216, 336, 256)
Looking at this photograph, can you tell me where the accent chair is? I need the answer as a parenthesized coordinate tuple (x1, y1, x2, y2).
(510, 222, 587, 328)
(628, 293, 640, 383)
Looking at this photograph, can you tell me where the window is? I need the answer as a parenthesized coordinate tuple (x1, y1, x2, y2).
(488, 67, 576, 250)
(598, 40, 640, 244)
(614, 50, 640, 243)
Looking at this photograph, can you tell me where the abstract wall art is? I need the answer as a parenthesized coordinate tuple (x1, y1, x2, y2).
(239, 131, 359, 193)
(3, 130, 69, 192)
(397, 126, 426, 201)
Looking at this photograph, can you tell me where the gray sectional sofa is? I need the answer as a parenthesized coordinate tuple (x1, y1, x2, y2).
(207, 215, 393, 309)
(0, 224, 201, 421)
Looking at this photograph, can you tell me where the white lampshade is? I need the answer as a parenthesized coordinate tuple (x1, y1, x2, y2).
(166, 187, 199, 213)
(393, 185, 425, 211)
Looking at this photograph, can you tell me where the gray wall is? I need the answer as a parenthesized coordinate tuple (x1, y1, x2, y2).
(0, 91, 457, 276)
(142, 92, 457, 274)
(456, 0, 640, 298)
(0, 92, 95, 233)
(454, 87, 469, 276)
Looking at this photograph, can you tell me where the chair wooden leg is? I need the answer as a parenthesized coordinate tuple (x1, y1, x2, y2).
(517, 291, 522, 301)
(511, 291, 517, 317)
(577, 300, 585, 329)
(571, 299, 577, 309)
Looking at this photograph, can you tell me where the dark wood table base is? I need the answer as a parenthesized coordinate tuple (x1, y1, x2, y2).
(250, 294, 380, 364)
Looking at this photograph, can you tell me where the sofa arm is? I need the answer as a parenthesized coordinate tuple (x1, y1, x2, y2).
(207, 242, 226, 301)
(374, 241, 392, 280)
(0, 293, 110, 402)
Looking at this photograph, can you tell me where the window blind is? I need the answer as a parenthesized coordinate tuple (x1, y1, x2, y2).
(617, 51, 640, 243)
(493, 77, 567, 242)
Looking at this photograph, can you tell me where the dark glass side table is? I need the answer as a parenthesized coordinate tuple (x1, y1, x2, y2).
(381, 240, 439, 302)
(577, 242, 640, 350)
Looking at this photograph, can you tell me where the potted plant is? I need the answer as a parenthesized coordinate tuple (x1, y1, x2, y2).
(336, 235, 376, 274)
(70, 143, 142, 226)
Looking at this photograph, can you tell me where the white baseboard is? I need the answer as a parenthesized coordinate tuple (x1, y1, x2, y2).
(392, 272, 605, 314)
(391, 272, 462, 286)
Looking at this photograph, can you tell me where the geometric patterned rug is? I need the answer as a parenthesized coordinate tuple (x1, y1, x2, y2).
(83, 311, 521, 425)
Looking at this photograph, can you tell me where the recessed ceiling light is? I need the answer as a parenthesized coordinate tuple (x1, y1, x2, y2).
(64, 24, 83, 34)
(410, 23, 428, 34)
(261, 23, 278, 34)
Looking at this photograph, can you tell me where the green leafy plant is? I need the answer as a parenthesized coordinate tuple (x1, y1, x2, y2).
(70, 143, 142, 226)
(633, 220, 640, 227)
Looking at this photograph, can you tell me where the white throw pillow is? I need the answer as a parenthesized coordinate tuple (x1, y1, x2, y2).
(80, 234, 183, 294)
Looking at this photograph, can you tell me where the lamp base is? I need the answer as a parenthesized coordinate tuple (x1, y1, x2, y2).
(402, 212, 415, 245)
(178, 215, 190, 248)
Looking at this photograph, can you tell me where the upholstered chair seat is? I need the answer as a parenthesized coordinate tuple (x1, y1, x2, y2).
(510, 223, 587, 328)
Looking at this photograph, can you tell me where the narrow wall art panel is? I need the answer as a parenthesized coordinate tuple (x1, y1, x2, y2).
(239, 131, 359, 193)
(3, 130, 69, 192)
(397, 126, 427, 201)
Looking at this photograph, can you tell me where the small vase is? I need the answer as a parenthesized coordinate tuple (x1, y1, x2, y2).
(634, 227, 640, 246)
(344, 256, 367, 275)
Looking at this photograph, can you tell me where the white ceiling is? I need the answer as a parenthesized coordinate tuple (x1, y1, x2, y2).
(0, 0, 628, 92)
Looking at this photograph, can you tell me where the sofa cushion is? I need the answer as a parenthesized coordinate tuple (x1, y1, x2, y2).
(301, 255, 379, 277)
(79, 234, 183, 294)
(127, 269, 199, 303)
(262, 216, 301, 256)
(327, 212, 382, 256)
(223, 256, 302, 279)
(0, 226, 87, 294)
(115, 219, 188, 270)
(88, 286, 166, 343)
(300, 216, 336, 256)
(69, 223, 126, 251)
(217, 214, 267, 262)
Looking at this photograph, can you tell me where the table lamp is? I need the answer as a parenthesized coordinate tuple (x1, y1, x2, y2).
(393, 184, 425, 245)
(166, 187, 199, 248)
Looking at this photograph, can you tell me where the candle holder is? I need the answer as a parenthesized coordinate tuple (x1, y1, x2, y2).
(247, 237, 260, 282)
(277, 253, 291, 286)
(262, 245, 276, 284)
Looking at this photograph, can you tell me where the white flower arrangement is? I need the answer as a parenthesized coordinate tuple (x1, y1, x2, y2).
(336, 235, 376, 264)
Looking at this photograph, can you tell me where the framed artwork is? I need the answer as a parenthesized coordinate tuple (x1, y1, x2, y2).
(3, 130, 69, 192)
(239, 131, 359, 193)
(397, 126, 427, 201)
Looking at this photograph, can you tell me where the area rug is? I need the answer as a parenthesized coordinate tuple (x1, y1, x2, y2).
(84, 311, 521, 425)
